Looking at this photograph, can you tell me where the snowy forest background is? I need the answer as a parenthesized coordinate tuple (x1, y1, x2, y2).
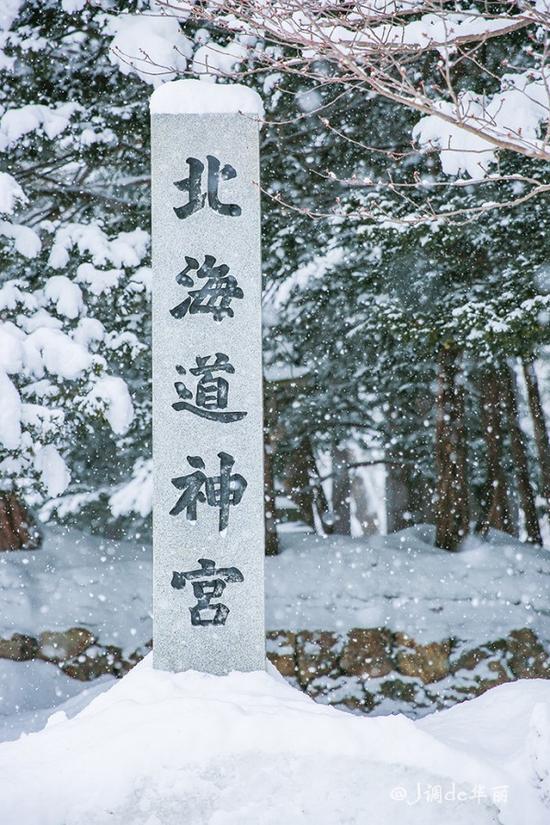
(2, 3, 550, 822)
(0, 0, 550, 723)
(1, 0, 549, 556)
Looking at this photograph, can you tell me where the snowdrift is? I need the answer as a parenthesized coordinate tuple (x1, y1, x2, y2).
(0, 655, 549, 825)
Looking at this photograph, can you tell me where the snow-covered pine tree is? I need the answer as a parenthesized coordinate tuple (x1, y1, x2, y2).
(259, 52, 550, 548)
(0, 0, 156, 547)
(0, 0, 262, 549)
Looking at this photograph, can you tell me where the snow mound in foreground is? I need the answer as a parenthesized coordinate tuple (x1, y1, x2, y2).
(0, 659, 114, 743)
(0, 656, 549, 825)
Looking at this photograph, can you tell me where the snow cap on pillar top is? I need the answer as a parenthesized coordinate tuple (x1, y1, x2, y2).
(149, 79, 264, 118)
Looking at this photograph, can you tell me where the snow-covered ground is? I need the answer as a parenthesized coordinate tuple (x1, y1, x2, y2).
(1, 524, 549, 738)
(0, 526, 549, 823)
(1, 524, 549, 655)
(0, 659, 113, 743)
(0, 655, 549, 825)
(0, 527, 152, 654)
(267, 525, 550, 643)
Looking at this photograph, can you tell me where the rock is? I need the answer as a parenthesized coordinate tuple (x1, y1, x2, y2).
(449, 643, 513, 699)
(38, 628, 95, 662)
(118, 639, 153, 675)
(267, 652, 297, 678)
(266, 630, 295, 647)
(360, 690, 376, 712)
(507, 629, 550, 679)
(476, 660, 512, 694)
(307, 674, 374, 711)
(450, 646, 488, 673)
(484, 638, 508, 654)
(61, 645, 123, 681)
(443, 682, 479, 700)
(0, 634, 38, 661)
(392, 632, 415, 649)
(487, 659, 509, 677)
(378, 678, 418, 703)
(266, 631, 297, 678)
(295, 631, 341, 687)
(339, 692, 375, 713)
(395, 640, 451, 683)
(340, 628, 393, 678)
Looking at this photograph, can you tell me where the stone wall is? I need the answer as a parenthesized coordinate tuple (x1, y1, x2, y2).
(0, 629, 147, 680)
(1, 626, 549, 716)
(267, 628, 550, 714)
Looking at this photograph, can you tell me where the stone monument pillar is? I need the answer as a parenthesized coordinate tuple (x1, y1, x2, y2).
(150, 80, 265, 674)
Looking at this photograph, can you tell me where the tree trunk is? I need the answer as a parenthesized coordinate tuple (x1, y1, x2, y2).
(0, 493, 41, 552)
(283, 436, 318, 529)
(434, 345, 469, 551)
(331, 444, 352, 535)
(523, 358, 550, 509)
(310, 440, 333, 532)
(476, 367, 514, 537)
(263, 382, 280, 555)
(386, 457, 434, 532)
(351, 469, 380, 535)
(500, 364, 542, 544)
(385, 453, 411, 533)
(263, 434, 279, 556)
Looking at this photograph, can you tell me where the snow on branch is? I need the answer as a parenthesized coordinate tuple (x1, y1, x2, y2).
(0, 103, 79, 151)
(160, 0, 550, 175)
(0, 172, 26, 215)
(108, 12, 192, 86)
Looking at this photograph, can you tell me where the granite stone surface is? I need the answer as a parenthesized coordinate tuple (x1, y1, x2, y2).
(151, 111, 265, 673)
